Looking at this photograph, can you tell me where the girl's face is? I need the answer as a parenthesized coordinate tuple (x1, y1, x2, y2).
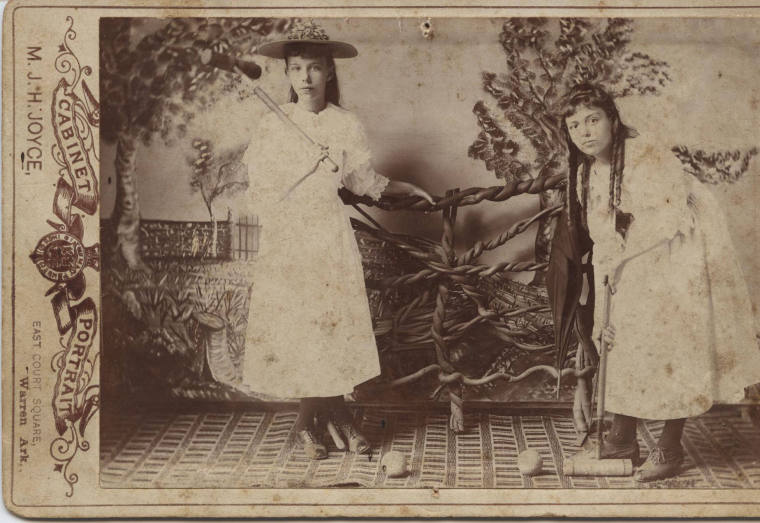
(565, 104, 613, 160)
(286, 54, 330, 105)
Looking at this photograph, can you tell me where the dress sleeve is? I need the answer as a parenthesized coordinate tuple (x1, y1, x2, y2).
(339, 116, 390, 201)
(619, 146, 695, 256)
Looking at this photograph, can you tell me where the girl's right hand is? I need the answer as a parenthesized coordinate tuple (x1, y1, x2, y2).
(307, 145, 330, 175)
(602, 324, 616, 351)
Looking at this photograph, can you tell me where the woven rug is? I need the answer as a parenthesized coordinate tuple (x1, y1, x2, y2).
(99, 407, 760, 489)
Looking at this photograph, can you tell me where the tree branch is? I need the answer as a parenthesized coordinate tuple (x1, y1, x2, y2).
(536, 48, 556, 100)
(513, 47, 548, 110)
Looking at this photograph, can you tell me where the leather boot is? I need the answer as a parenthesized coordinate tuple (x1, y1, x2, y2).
(297, 428, 328, 460)
(600, 436, 641, 465)
(335, 421, 371, 454)
(634, 446, 684, 482)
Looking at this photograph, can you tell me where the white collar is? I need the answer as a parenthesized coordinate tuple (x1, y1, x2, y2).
(290, 101, 336, 118)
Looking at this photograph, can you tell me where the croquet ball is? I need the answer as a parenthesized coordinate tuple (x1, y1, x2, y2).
(381, 451, 408, 478)
(517, 449, 543, 476)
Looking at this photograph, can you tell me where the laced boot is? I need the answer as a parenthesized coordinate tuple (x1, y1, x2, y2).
(635, 417, 685, 481)
(597, 413, 640, 464)
(335, 420, 371, 454)
(599, 435, 641, 464)
(634, 446, 684, 482)
(325, 397, 371, 454)
(297, 427, 328, 460)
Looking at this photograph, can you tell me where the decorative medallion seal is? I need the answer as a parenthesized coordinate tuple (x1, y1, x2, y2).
(30, 231, 99, 283)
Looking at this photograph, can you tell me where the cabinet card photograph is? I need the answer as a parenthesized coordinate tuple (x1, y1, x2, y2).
(3, 1, 760, 518)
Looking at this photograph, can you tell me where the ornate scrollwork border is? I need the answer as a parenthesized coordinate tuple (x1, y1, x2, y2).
(28, 16, 101, 497)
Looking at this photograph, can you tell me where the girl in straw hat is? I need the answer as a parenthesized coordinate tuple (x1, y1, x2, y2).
(241, 20, 433, 460)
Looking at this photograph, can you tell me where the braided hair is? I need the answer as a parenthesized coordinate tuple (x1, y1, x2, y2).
(559, 83, 637, 236)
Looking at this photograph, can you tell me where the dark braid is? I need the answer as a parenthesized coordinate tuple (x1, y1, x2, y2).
(609, 117, 627, 214)
(566, 138, 586, 231)
(609, 120, 618, 214)
(580, 161, 590, 229)
(566, 149, 577, 226)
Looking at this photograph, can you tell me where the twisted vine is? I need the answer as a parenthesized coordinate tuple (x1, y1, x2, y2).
(351, 176, 570, 419)
(341, 172, 565, 211)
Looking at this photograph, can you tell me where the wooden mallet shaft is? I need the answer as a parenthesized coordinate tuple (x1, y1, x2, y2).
(596, 275, 612, 460)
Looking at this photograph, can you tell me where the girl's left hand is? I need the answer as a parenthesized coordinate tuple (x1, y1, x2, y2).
(410, 185, 434, 204)
(382, 180, 435, 204)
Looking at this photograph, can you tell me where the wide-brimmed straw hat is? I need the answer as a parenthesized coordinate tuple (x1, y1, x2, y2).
(256, 20, 358, 59)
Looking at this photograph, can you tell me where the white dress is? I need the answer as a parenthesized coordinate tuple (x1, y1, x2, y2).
(240, 102, 388, 399)
(586, 140, 760, 420)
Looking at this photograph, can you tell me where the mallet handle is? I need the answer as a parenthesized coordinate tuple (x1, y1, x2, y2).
(245, 77, 340, 173)
(596, 275, 612, 459)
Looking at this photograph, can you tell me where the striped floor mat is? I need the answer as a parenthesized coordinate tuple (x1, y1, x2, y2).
(99, 408, 760, 489)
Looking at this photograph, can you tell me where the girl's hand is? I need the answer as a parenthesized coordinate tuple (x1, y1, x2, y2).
(307, 145, 330, 175)
(602, 325, 616, 351)
(410, 185, 435, 205)
(382, 180, 435, 204)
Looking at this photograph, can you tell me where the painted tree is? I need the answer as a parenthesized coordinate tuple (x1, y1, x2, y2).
(671, 146, 758, 184)
(100, 17, 290, 269)
(187, 139, 248, 257)
(469, 18, 759, 285)
(468, 18, 672, 284)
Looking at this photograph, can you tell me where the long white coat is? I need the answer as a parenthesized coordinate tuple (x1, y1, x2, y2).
(586, 139, 760, 420)
(240, 103, 387, 399)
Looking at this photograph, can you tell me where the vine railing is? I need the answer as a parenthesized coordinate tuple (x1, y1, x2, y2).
(341, 173, 591, 432)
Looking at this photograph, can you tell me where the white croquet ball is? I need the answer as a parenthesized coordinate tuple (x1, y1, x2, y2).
(517, 449, 543, 476)
(381, 451, 408, 478)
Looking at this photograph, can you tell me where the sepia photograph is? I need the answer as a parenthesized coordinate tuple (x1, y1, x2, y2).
(96, 15, 760, 490)
(4, 2, 760, 518)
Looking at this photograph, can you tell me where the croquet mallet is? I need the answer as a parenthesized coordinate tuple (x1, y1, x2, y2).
(199, 49, 341, 178)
